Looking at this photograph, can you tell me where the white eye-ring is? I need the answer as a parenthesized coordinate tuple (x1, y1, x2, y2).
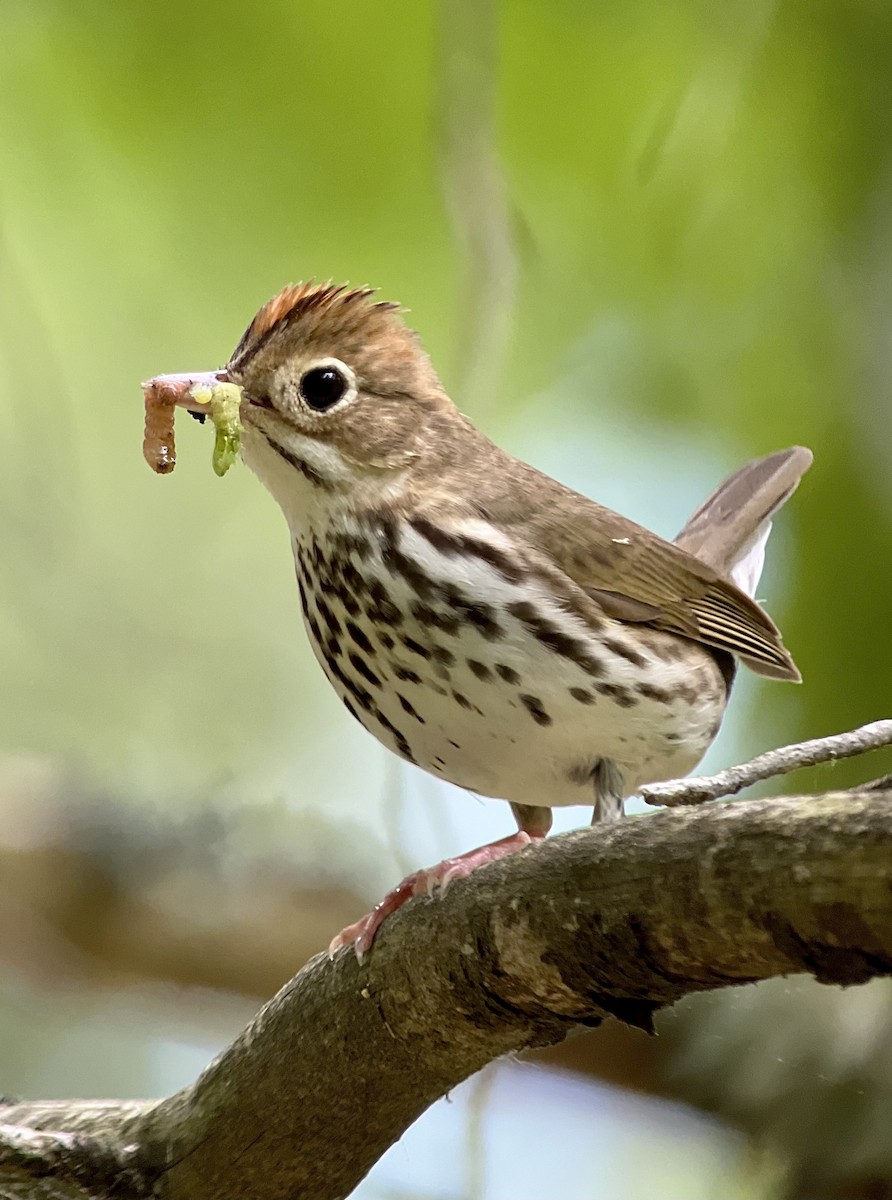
(298, 358, 357, 413)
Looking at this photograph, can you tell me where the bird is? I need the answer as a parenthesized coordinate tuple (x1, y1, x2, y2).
(156, 281, 812, 957)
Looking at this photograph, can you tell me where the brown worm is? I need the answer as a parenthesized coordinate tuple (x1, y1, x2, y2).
(142, 377, 181, 474)
(141, 373, 221, 475)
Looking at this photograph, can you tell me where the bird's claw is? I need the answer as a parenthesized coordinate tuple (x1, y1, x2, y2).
(327, 831, 536, 961)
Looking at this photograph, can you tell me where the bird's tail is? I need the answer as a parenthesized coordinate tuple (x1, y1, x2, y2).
(674, 446, 812, 599)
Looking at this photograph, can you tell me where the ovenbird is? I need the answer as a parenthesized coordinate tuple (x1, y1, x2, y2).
(147, 282, 811, 956)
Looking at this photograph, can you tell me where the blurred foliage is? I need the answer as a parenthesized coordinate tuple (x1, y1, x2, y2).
(0, 1, 891, 1194)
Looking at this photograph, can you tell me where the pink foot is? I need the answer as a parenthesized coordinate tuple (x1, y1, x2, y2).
(329, 831, 538, 960)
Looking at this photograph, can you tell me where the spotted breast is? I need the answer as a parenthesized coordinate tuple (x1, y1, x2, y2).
(292, 506, 730, 814)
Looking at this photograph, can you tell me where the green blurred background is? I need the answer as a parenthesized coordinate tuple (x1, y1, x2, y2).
(1, 1, 891, 1197)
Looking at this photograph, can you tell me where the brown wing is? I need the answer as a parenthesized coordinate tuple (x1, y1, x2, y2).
(567, 525, 800, 680)
(495, 450, 809, 682)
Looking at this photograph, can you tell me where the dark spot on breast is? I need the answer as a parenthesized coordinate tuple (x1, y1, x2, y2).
(341, 561, 365, 594)
(331, 530, 371, 561)
(637, 682, 670, 703)
(331, 578, 361, 618)
(596, 682, 637, 708)
(324, 653, 375, 713)
(411, 601, 460, 635)
(403, 636, 431, 660)
(602, 637, 647, 668)
(324, 561, 360, 619)
(365, 579, 402, 625)
(317, 597, 343, 637)
(348, 651, 382, 688)
(519, 693, 552, 726)
(368, 579, 389, 606)
(496, 663, 520, 685)
(377, 521, 438, 602)
(507, 600, 602, 675)
(569, 687, 595, 705)
(467, 659, 492, 681)
(437, 581, 464, 608)
(432, 645, 455, 667)
(378, 630, 395, 650)
(465, 603, 502, 639)
(345, 621, 374, 655)
(368, 602, 402, 626)
(375, 710, 415, 763)
(397, 694, 426, 723)
(393, 664, 421, 684)
(446, 592, 502, 640)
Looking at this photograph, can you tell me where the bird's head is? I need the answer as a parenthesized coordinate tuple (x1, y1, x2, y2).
(143, 282, 480, 522)
(226, 283, 462, 512)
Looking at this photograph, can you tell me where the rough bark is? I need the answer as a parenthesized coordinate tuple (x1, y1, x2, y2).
(1, 788, 890, 1200)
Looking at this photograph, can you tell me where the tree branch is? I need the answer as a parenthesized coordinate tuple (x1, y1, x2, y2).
(639, 718, 892, 807)
(1, 787, 890, 1200)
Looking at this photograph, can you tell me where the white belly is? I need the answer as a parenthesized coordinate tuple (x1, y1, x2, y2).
(293, 517, 727, 809)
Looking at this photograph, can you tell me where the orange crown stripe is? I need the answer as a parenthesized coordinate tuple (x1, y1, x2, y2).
(230, 281, 399, 368)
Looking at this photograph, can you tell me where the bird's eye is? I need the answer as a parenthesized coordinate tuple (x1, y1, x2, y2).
(300, 366, 348, 411)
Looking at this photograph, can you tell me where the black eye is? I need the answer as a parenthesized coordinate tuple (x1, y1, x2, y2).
(300, 366, 348, 411)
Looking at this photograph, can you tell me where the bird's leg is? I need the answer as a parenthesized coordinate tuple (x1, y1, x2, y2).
(329, 805, 552, 961)
(509, 802, 554, 838)
(591, 758, 625, 824)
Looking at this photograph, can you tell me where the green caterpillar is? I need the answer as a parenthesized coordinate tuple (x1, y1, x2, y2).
(189, 382, 244, 477)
